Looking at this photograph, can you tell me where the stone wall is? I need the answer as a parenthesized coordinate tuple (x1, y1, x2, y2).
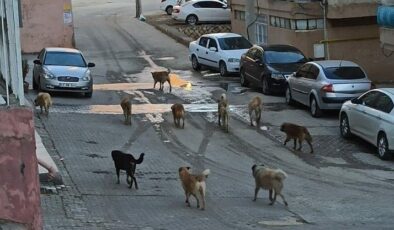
(177, 24, 232, 40)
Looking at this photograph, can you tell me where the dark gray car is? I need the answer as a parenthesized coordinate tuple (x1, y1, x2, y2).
(32, 47, 95, 98)
(285, 60, 372, 117)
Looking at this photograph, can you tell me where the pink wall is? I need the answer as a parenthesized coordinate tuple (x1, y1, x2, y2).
(0, 107, 42, 229)
(20, 0, 75, 53)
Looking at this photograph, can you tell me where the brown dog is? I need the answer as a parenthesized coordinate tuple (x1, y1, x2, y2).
(120, 96, 132, 125)
(151, 68, 172, 92)
(34, 92, 52, 115)
(171, 103, 185, 128)
(280, 122, 313, 153)
(252, 164, 288, 206)
(178, 167, 210, 210)
(218, 93, 229, 132)
(248, 96, 262, 126)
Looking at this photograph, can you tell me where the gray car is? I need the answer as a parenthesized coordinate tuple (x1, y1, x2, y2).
(32, 47, 95, 98)
(285, 60, 372, 117)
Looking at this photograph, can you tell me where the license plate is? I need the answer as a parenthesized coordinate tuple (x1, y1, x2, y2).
(59, 83, 75, 88)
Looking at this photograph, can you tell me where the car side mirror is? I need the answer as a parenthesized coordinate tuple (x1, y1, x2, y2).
(33, 59, 41, 65)
(351, 98, 362, 104)
(87, 62, 95, 67)
(209, 47, 217, 52)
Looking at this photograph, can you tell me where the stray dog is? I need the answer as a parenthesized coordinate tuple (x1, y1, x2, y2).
(34, 92, 52, 115)
(178, 167, 210, 210)
(252, 164, 288, 206)
(248, 96, 262, 126)
(111, 150, 145, 189)
(218, 93, 229, 132)
(280, 122, 314, 153)
(120, 96, 132, 125)
(151, 68, 172, 92)
(171, 103, 185, 128)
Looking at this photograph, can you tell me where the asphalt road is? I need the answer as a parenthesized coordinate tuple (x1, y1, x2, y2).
(32, 0, 394, 229)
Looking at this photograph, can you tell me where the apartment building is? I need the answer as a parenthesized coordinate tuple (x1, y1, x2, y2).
(230, 0, 393, 83)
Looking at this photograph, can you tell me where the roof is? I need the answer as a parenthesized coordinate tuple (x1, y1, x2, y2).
(379, 88, 394, 96)
(312, 60, 359, 68)
(203, 33, 243, 38)
(255, 44, 302, 52)
(45, 47, 81, 53)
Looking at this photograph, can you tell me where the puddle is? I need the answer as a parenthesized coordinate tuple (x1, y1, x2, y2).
(153, 57, 175, 61)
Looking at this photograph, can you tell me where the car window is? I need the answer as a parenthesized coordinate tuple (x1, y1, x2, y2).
(264, 50, 307, 64)
(192, 2, 201, 8)
(306, 65, 319, 80)
(359, 91, 380, 108)
(374, 92, 394, 113)
(44, 52, 87, 67)
(323, 66, 366, 80)
(199, 37, 209, 47)
(208, 1, 224, 8)
(218, 36, 252, 50)
(296, 64, 311, 78)
(208, 38, 218, 49)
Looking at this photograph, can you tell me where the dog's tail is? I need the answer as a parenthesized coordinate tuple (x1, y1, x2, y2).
(202, 169, 210, 178)
(274, 169, 287, 181)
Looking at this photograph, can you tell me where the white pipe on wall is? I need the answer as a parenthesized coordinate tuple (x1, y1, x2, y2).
(12, 0, 23, 105)
(1, 0, 10, 106)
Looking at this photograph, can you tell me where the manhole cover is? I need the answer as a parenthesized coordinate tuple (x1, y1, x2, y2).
(258, 217, 305, 226)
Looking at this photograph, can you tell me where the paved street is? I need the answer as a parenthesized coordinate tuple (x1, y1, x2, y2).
(28, 0, 394, 229)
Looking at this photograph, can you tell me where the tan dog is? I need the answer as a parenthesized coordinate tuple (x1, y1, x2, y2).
(34, 92, 52, 115)
(248, 96, 262, 126)
(151, 68, 172, 92)
(218, 93, 229, 132)
(178, 167, 210, 210)
(252, 164, 288, 206)
(280, 122, 313, 153)
(171, 103, 185, 128)
(120, 96, 132, 125)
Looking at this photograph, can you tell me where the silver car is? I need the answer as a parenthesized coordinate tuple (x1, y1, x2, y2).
(285, 60, 372, 117)
(340, 88, 394, 160)
(32, 47, 95, 98)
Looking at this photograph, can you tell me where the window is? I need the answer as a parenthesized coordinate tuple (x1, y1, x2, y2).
(199, 37, 209, 47)
(269, 16, 324, 30)
(375, 93, 394, 113)
(360, 91, 380, 108)
(264, 51, 307, 64)
(296, 64, 311, 78)
(208, 38, 218, 49)
(218, 36, 252, 50)
(44, 52, 86, 67)
(256, 22, 267, 44)
(323, 66, 366, 80)
(307, 65, 320, 80)
(235, 10, 245, 21)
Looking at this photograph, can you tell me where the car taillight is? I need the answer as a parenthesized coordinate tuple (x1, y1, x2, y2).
(321, 84, 334, 92)
(370, 82, 376, 89)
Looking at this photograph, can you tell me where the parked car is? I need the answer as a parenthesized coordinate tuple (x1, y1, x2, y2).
(160, 0, 178, 15)
(285, 60, 373, 117)
(239, 44, 308, 95)
(189, 33, 252, 76)
(339, 88, 394, 160)
(32, 47, 95, 98)
(172, 0, 230, 25)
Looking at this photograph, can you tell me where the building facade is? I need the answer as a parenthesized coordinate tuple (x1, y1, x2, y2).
(230, 0, 394, 83)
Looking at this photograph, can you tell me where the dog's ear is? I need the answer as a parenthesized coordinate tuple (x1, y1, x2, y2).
(186, 166, 190, 170)
(251, 164, 257, 171)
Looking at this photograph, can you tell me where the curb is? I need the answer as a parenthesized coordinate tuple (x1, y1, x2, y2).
(148, 22, 193, 47)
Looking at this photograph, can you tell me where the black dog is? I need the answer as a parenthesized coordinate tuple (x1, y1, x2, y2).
(111, 150, 144, 189)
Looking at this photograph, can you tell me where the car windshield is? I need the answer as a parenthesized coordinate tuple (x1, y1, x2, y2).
(324, 66, 366, 80)
(264, 50, 307, 64)
(218, 37, 252, 50)
(44, 52, 86, 67)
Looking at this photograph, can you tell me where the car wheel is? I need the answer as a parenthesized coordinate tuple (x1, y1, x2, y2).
(285, 86, 294, 105)
(186, 14, 198, 25)
(340, 113, 352, 138)
(191, 55, 201, 70)
(377, 133, 391, 160)
(240, 69, 248, 87)
(261, 77, 270, 95)
(219, 61, 228, 77)
(310, 96, 322, 117)
(165, 6, 173, 15)
(85, 91, 93, 98)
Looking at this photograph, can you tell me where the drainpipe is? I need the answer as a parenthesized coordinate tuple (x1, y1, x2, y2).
(11, 0, 24, 105)
(321, 0, 330, 60)
(1, 0, 10, 106)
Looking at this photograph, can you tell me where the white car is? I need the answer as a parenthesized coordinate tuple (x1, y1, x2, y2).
(339, 88, 394, 160)
(160, 0, 181, 15)
(188, 33, 252, 76)
(172, 0, 230, 25)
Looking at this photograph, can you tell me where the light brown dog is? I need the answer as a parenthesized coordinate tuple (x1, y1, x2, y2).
(171, 103, 185, 128)
(151, 68, 172, 92)
(248, 96, 262, 126)
(120, 96, 132, 125)
(34, 92, 52, 115)
(252, 164, 288, 206)
(178, 167, 210, 210)
(218, 93, 229, 132)
(280, 122, 313, 153)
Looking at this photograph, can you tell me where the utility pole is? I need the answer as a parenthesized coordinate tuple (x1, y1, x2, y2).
(135, 0, 141, 18)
